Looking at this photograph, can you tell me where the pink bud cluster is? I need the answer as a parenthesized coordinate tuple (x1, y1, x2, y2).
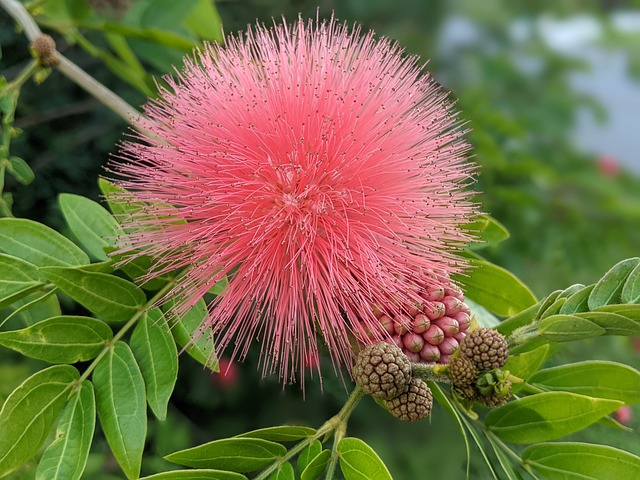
(373, 279, 470, 364)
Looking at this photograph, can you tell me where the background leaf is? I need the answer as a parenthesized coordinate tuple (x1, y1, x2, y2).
(0, 316, 112, 363)
(337, 437, 392, 480)
(59, 193, 123, 261)
(485, 392, 622, 443)
(93, 342, 147, 480)
(130, 308, 178, 420)
(522, 442, 640, 480)
(39, 266, 146, 324)
(36, 381, 96, 480)
(0, 365, 79, 477)
(165, 438, 286, 472)
(0, 218, 89, 267)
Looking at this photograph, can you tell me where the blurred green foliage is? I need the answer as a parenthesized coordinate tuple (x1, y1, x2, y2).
(1, 0, 640, 479)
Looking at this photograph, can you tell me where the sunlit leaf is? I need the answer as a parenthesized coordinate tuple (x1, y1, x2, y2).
(236, 426, 316, 442)
(523, 442, 640, 479)
(0, 253, 46, 309)
(36, 381, 95, 480)
(267, 461, 294, 480)
(166, 299, 218, 371)
(130, 308, 178, 420)
(300, 449, 330, 480)
(138, 470, 248, 479)
(0, 316, 112, 363)
(485, 392, 622, 443)
(165, 438, 286, 472)
(588, 258, 640, 310)
(0, 218, 89, 267)
(529, 361, 640, 404)
(0, 365, 79, 477)
(59, 193, 122, 261)
(93, 342, 147, 480)
(337, 437, 392, 480)
(456, 258, 536, 316)
(39, 266, 146, 324)
(538, 314, 605, 342)
(297, 440, 322, 478)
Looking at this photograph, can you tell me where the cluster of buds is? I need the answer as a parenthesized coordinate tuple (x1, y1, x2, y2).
(353, 342, 432, 422)
(448, 328, 512, 407)
(370, 274, 471, 366)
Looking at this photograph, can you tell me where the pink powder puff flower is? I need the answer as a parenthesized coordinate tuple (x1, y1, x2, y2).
(108, 16, 477, 384)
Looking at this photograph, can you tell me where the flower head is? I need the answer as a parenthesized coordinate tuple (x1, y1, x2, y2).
(109, 16, 476, 383)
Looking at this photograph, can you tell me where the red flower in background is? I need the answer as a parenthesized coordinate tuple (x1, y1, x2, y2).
(109, 16, 476, 384)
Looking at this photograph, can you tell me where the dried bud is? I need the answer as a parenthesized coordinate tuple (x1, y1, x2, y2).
(387, 378, 433, 422)
(31, 35, 59, 67)
(353, 342, 411, 400)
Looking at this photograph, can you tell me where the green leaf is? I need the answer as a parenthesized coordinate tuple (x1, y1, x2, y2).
(39, 266, 146, 324)
(7, 156, 35, 185)
(496, 302, 538, 337)
(0, 253, 46, 309)
(1, 288, 60, 328)
(0, 316, 112, 363)
(236, 426, 316, 442)
(297, 440, 322, 478)
(0, 365, 79, 477)
(268, 461, 294, 480)
(337, 437, 392, 480)
(36, 381, 96, 480)
(300, 449, 330, 480)
(98, 178, 144, 218)
(466, 215, 510, 249)
(534, 290, 562, 320)
(93, 342, 147, 480)
(139, 0, 200, 29)
(622, 263, 640, 304)
(504, 343, 550, 384)
(183, 0, 223, 41)
(456, 258, 536, 316)
(485, 392, 623, 444)
(0, 218, 89, 267)
(113, 251, 170, 291)
(166, 299, 218, 371)
(59, 193, 122, 261)
(559, 284, 594, 314)
(588, 258, 640, 310)
(558, 284, 586, 299)
(522, 442, 640, 480)
(165, 438, 286, 472)
(138, 470, 248, 480)
(538, 314, 605, 342)
(538, 298, 567, 319)
(595, 304, 640, 320)
(529, 361, 640, 404)
(578, 311, 640, 336)
(130, 308, 178, 420)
